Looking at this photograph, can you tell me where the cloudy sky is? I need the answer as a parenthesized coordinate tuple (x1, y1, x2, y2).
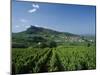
(12, 0, 96, 35)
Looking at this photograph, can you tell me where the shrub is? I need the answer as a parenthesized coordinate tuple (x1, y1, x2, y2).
(12, 42, 28, 48)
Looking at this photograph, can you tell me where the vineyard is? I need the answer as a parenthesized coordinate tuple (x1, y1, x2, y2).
(12, 45, 96, 74)
(12, 1, 96, 74)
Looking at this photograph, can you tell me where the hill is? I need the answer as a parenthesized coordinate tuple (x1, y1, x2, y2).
(12, 25, 81, 48)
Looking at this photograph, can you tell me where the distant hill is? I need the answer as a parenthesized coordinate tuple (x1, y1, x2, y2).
(12, 25, 82, 48)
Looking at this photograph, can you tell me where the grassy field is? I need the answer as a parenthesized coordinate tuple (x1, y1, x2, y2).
(12, 43, 96, 74)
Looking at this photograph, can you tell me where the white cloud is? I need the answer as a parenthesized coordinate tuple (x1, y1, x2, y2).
(34, 24, 39, 27)
(22, 24, 25, 26)
(25, 25, 30, 28)
(28, 8, 37, 13)
(15, 25, 20, 28)
(32, 4, 39, 9)
(28, 3, 39, 13)
(20, 19, 27, 23)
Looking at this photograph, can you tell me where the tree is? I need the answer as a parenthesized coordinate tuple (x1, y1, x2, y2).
(87, 43, 91, 47)
(49, 41, 57, 48)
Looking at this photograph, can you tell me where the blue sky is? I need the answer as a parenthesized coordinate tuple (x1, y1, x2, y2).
(12, 0, 96, 35)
